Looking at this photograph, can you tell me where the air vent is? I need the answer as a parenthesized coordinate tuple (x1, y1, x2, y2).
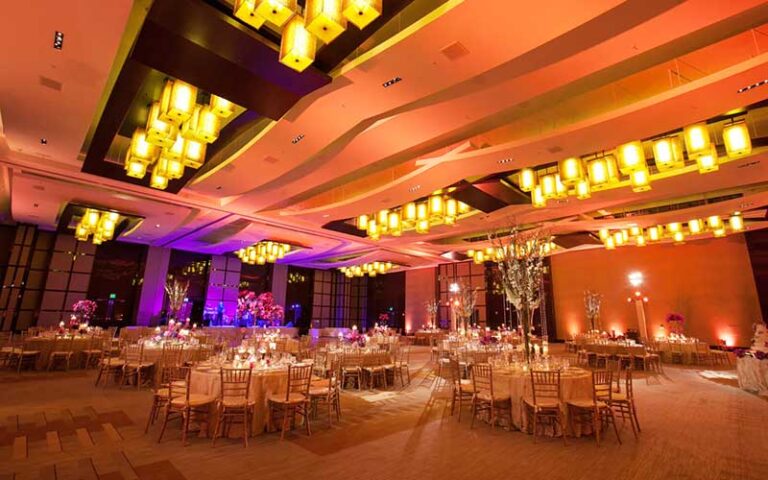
(547, 146, 563, 154)
(264, 156, 280, 164)
(39, 76, 62, 91)
(441, 41, 470, 61)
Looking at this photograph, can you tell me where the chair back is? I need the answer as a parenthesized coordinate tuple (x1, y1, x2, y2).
(162, 343, 185, 367)
(624, 367, 635, 400)
(220, 367, 253, 404)
(449, 357, 462, 384)
(166, 366, 191, 404)
(341, 353, 361, 369)
(397, 346, 410, 364)
(124, 343, 144, 364)
(55, 335, 75, 353)
(471, 363, 494, 397)
(530, 370, 561, 405)
(286, 363, 312, 401)
(696, 341, 709, 354)
(592, 370, 613, 403)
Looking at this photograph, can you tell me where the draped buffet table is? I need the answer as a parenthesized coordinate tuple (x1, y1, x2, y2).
(736, 356, 768, 396)
(493, 367, 594, 435)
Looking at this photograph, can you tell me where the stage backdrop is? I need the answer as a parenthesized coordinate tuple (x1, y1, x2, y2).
(551, 233, 761, 347)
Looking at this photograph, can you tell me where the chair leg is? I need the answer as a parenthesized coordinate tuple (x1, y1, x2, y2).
(532, 411, 538, 443)
(304, 403, 311, 437)
(281, 405, 290, 440)
(158, 407, 170, 443)
(609, 410, 622, 445)
(212, 407, 222, 446)
(631, 403, 641, 432)
(470, 398, 477, 429)
(145, 399, 157, 434)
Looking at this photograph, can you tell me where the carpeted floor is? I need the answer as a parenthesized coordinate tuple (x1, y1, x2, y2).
(1, 346, 766, 480)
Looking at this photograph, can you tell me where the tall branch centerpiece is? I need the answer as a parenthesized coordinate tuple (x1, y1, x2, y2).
(584, 290, 602, 331)
(425, 299, 439, 329)
(449, 279, 478, 334)
(164, 277, 189, 321)
(489, 226, 550, 363)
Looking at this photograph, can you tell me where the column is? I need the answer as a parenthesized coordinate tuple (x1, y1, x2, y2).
(271, 263, 288, 306)
(135, 246, 171, 326)
(204, 255, 241, 325)
(404, 267, 436, 334)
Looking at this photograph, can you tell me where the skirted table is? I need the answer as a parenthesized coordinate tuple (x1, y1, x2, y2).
(24, 336, 94, 370)
(737, 356, 768, 396)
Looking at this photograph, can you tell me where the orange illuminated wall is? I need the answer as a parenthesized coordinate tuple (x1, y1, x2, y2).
(551, 234, 762, 346)
(404, 267, 436, 333)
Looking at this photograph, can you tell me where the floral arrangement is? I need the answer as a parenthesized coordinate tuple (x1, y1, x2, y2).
(583, 290, 602, 331)
(735, 348, 767, 360)
(72, 299, 97, 325)
(665, 312, 685, 335)
(256, 292, 284, 326)
(489, 226, 549, 362)
(479, 334, 499, 346)
(372, 322, 389, 335)
(344, 329, 367, 347)
(237, 290, 258, 320)
(153, 319, 193, 342)
(164, 277, 189, 320)
(425, 299, 439, 328)
(378, 312, 390, 325)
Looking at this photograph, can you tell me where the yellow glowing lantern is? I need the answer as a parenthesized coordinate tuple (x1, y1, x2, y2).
(636, 235, 646, 247)
(182, 106, 220, 144)
(587, 157, 608, 185)
(166, 158, 185, 180)
(696, 146, 719, 173)
(629, 226, 641, 236)
(683, 123, 711, 158)
(647, 226, 661, 241)
(159, 80, 197, 125)
(613, 231, 625, 246)
(652, 136, 684, 171)
(605, 236, 616, 250)
(164, 133, 185, 161)
(673, 231, 685, 244)
(91, 233, 103, 245)
(150, 164, 169, 190)
(531, 185, 546, 208)
(519, 168, 536, 192)
(713, 228, 726, 238)
(182, 139, 206, 169)
(342, 0, 381, 29)
(367, 219, 379, 240)
(306, 0, 346, 44)
(598, 228, 610, 241)
(722, 121, 752, 158)
(388, 211, 402, 236)
(129, 128, 156, 162)
(428, 195, 444, 219)
(616, 141, 646, 175)
(84, 209, 100, 229)
(209, 95, 235, 118)
(146, 102, 177, 148)
(415, 219, 429, 234)
(630, 169, 651, 192)
(707, 215, 723, 229)
(473, 250, 484, 264)
(541, 174, 557, 199)
(445, 198, 458, 218)
(75, 225, 89, 242)
(124, 156, 148, 179)
(666, 223, 681, 236)
(729, 213, 744, 231)
(279, 16, 317, 72)
(558, 157, 583, 185)
(357, 214, 369, 230)
(688, 218, 703, 234)
(554, 174, 568, 198)
(416, 202, 428, 221)
(377, 209, 389, 227)
(457, 201, 470, 214)
(605, 155, 620, 183)
(403, 202, 417, 223)
(255, 0, 297, 27)
(621, 229, 629, 243)
(233, 0, 266, 28)
(575, 179, 591, 199)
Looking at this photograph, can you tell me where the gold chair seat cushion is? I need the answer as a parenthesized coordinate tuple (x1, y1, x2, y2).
(221, 397, 257, 408)
(82, 349, 102, 354)
(125, 361, 154, 369)
(475, 391, 511, 403)
(50, 351, 73, 357)
(19, 350, 41, 356)
(309, 387, 331, 397)
(170, 394, 215, 407)
(268, 392, 308, 404)
(101, 359, 125, 367)
(567, 399, 608, 409)
(523, 397, 560, 410)
(610, 392, 629, 402)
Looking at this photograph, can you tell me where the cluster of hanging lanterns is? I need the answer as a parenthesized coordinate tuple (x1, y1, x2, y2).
(339, 261, 395, 277)
(125, 79, 234, 189)
(233, 0, 383, 73)
(182, 260, 210, 276)
(356, 193, 472, 240)
(74, 209, 121, 245)
(236, 241, 293, 265)
(600, 212, 745, 249)
(466, 241, 557, 264)
(519, 119, 752, 208)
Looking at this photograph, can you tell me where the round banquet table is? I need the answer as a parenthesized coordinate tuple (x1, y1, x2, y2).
(24, 336, 92, 370)
(582, 343, 646, 356)
(190, 366, 290, 436)
(736, 356, 768, 396)
(493, 367, 594, 436)
(655, 340, 698, 364)
(140, 343, 211, 384)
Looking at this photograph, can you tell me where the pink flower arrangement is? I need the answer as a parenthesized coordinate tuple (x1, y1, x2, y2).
(665, 312, 685, 335)
(344, 330, 367, 347)
(72, 299, 97, 323)
(256, 292, 284, 326)
(237, 290, 258, 319)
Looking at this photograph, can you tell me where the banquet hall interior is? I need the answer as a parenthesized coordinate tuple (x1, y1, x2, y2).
(2, 0, 768, 479)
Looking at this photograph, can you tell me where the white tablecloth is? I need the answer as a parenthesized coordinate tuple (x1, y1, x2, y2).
(737, 356, 768, 396)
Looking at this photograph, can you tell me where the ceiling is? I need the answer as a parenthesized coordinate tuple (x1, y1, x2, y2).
(3, 0, 768, 272)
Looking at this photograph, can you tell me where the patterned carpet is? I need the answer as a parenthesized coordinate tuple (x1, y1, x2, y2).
(1, 347, 767, 480)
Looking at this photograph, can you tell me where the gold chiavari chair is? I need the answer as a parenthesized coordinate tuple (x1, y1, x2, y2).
(693, 341, 712, 365)
(145, 363, 179, 433)
(95, 338, 124, 386)
(341, 352, 362, 390)
(309, 357, 341, 427)
(567, 370, 622, 447)
(121, 343, 154, 389)
(669, 342, 685, 364)
(47, 334, 75, 371)
(710, 345, 731, 366)
(213, 367, 254, 447)
(157, 366, 215, 446)
(267, 363, 313, 440)
(81, 334, 105, 369)
(11, 334, 41, 373)
(609, 367, 640, 439)
(0, 332, 14, 368)
(524, 370, 567, 444)
(449, 357, 474, 422)
(362, 352, 387, 389)
(393, 345, 411, 387)
(470, 363, 512, 430)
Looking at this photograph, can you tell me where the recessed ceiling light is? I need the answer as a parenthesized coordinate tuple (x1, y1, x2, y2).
(382, 77, 402, 88)
(322, 214, 330, 218)
(40, 138, 48, 145)
(737, 79, 768, 93)
(497, 157, 512, 164)
(155, 224, 161, 228)
(291, 134, 305, 144)
(408, 184, 421, 192)
(53, 31, 64, 50)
